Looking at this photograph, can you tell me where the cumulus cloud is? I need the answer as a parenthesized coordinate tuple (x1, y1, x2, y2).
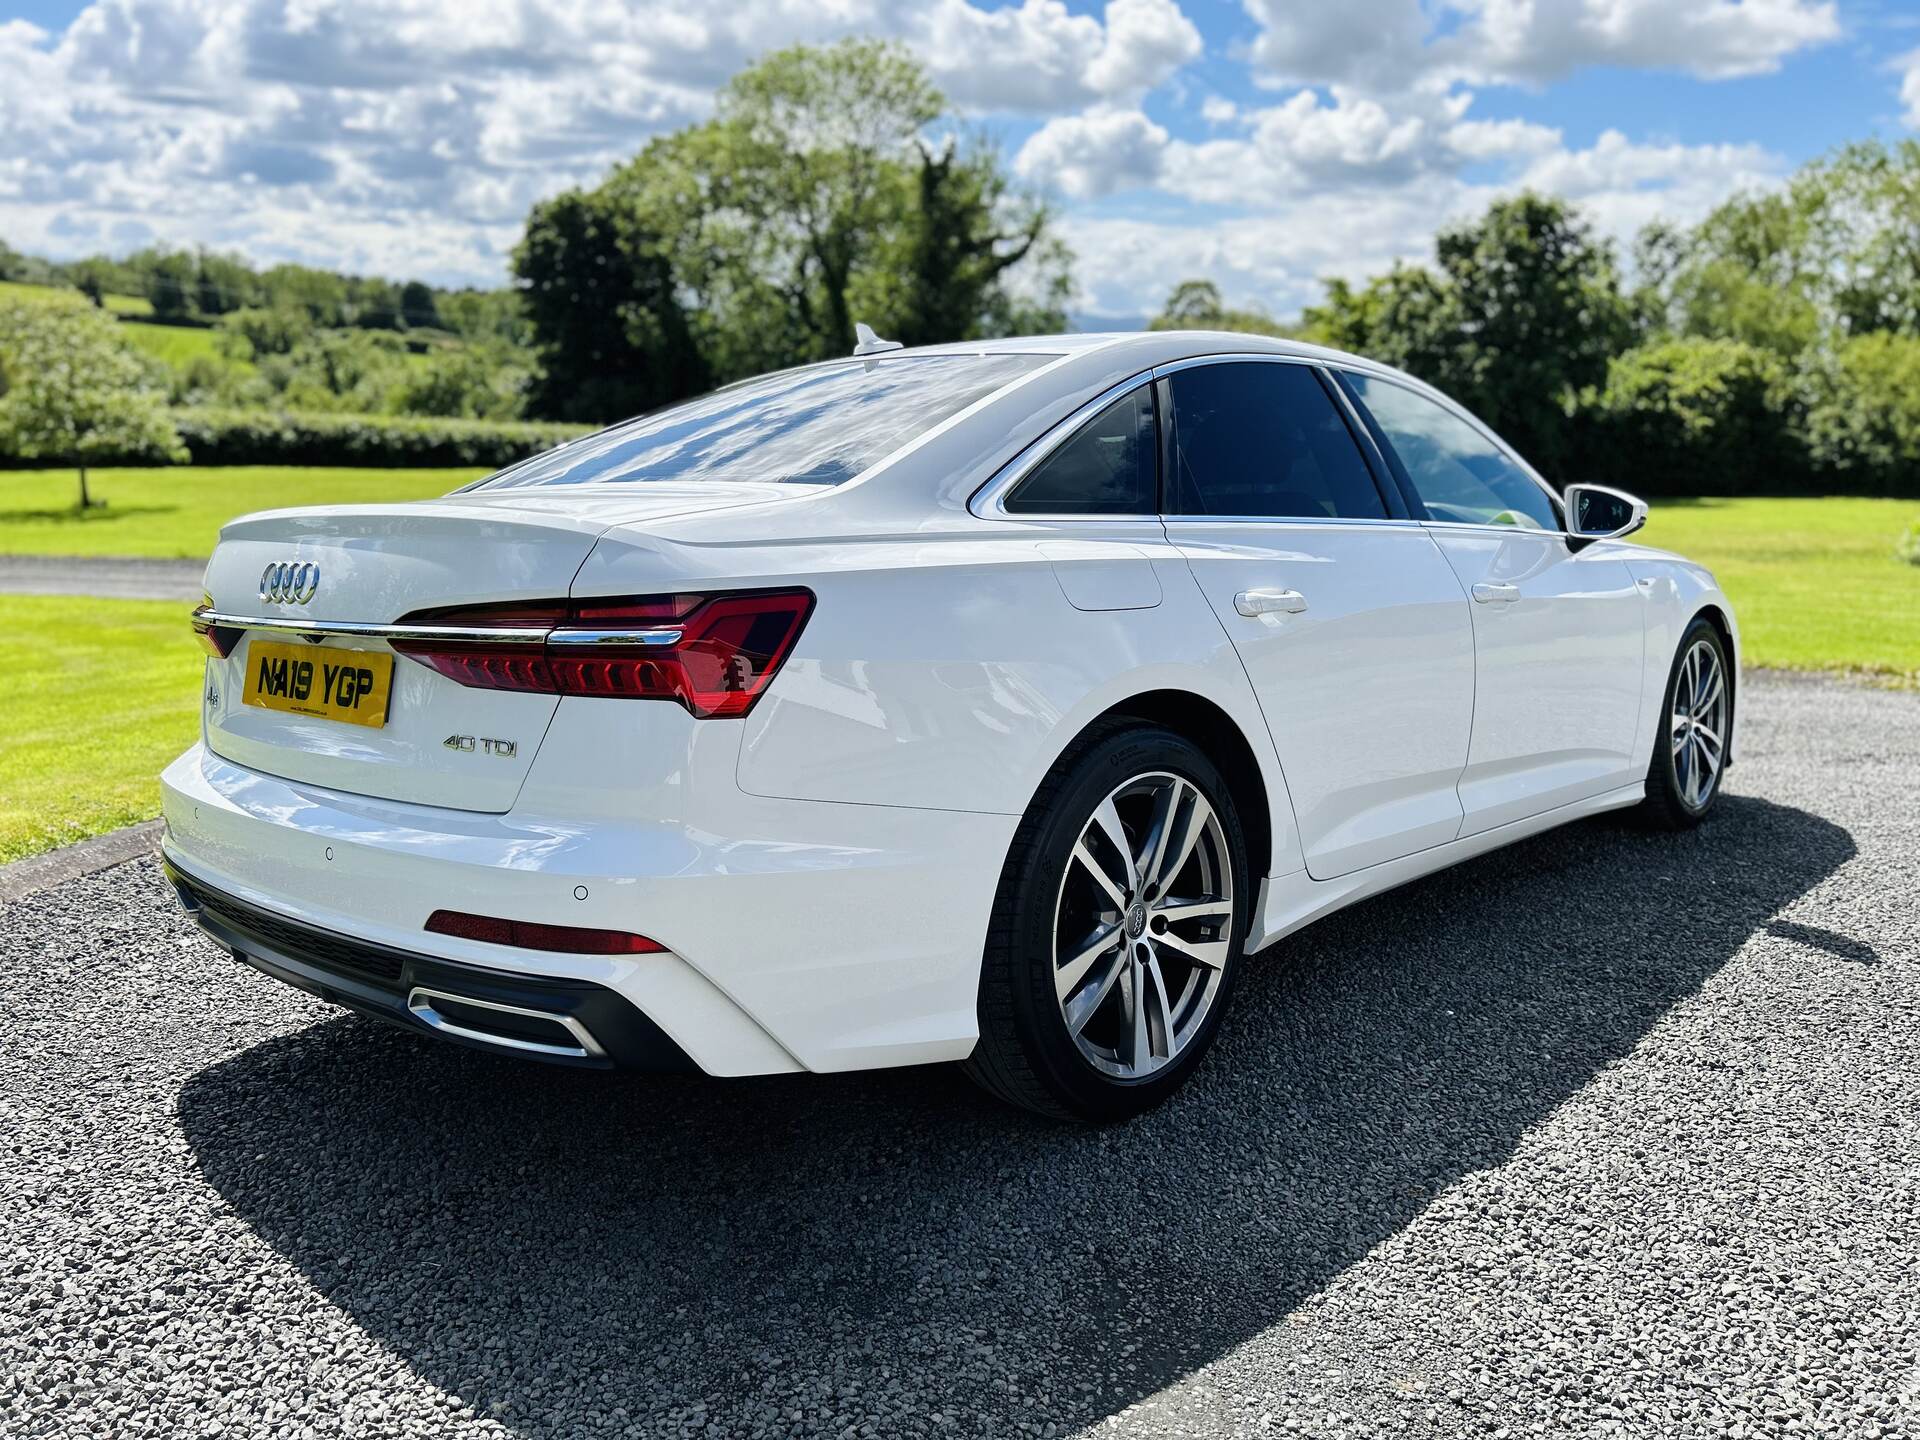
(1015, 106, 1169, 197)
(1242, 0, 1840, 91)
(1052, 117, 1784, 316)
(0, 0, 1205, 283)
(1897, 48, 1920, 129)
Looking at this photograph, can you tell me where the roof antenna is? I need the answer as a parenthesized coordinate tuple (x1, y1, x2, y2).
(852, 322, 904, 357)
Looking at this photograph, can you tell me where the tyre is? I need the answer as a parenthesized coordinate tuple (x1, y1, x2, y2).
(964, 723, 1251, 1122)
(1640, 616, 1732, 830)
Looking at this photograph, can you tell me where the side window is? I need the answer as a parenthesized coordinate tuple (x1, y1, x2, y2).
(1004, 386, 1156, 515)
(1343, 374, 1559, 531)
(1164, 362, 1386, 520)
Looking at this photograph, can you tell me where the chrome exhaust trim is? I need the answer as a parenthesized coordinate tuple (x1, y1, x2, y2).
(405, 985, 607, 1060)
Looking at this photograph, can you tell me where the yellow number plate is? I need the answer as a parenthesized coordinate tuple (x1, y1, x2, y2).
(241, 640, 394, 729)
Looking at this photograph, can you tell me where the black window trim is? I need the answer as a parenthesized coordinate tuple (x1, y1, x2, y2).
(970, 369, 1165, 522)
(1154, 353, 1409, 526)
(1329, 365, 1570, 536)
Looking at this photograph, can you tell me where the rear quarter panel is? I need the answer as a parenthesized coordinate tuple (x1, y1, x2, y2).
(574, 521, 1307, 876)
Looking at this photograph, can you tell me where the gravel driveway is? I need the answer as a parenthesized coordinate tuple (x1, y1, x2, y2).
(3, 673, 1915, 1439)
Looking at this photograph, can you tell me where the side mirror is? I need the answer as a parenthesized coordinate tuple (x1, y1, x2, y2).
(1563, 483, 1647, 541)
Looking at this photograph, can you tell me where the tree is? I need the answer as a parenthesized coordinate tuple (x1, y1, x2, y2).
(1301, 194, 1631, 475)
(398, 280, 442, 331)
(513, 187, 707, 422)
(1150, 278, 1290, 336)
(511, 40, 1072, 414)
(0, 294, 185, 506)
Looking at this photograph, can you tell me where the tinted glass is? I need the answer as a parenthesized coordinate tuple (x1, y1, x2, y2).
(1344, 373, 1558, 530)
(1005, 385, 1157, 515)
(479, 353, 1052, 489)
(1165, 363, 1385, 519)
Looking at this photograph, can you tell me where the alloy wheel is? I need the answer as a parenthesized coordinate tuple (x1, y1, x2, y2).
(1671, 637, 1728, 809)
(1050, 771, 1234, 1080)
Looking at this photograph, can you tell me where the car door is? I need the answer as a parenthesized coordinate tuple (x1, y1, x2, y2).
(1162, 357, 1477, 881)
(1337, 370, 1646, 836)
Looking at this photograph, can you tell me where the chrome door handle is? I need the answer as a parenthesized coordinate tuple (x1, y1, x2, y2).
(1471, 582, 1521, 605)
(1235, 588, 1309, 617)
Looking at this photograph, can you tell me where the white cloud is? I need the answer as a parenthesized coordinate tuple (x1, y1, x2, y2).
(0, 0, 1205, 284)
(1057, 123, 1785, 317)
(1015, 107, 1169, 198)
(1241, 0, 1840, 91)
(1897, 47, 1920, 129)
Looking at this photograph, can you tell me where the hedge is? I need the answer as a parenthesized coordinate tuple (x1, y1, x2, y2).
(0, 406, 592, 470)
(169, 407, 591, 468)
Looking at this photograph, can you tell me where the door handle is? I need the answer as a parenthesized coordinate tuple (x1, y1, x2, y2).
(1471, 582, 1521, 605)
(1235, 588, 1309, 617)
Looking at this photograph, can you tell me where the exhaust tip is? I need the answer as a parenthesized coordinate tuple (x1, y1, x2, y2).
(405, 986, 606, 1060)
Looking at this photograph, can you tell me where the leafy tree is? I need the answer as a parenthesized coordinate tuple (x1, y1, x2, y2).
(217, 304, 314, 358)
(1573, 337, 1802, 495)
(399, 280, 442, 330)
(512, 40, 1071, 414)
(0, 294, 185, 506)
(1150, 278, 1290, 336)
(390, 342, 530, 421)
(513, 187, 707, 423)
(1800, 332, 1920, 490)
(1302, 195, 1630, 475)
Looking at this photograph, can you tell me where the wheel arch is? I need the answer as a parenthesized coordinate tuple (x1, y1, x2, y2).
(1064, 689, 1277, 885)
(1689, 601, 1739, 765)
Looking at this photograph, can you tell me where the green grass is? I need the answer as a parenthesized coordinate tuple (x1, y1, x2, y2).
(0, 595, 204, 862)
(119, 320, 237, 370)
(0, 466, 484, 558)
(0, 277, 154, 316)
(1640, 496, 1920, 683)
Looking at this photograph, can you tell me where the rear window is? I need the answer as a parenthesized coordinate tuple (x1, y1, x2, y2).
(477, 353, 1054, 490)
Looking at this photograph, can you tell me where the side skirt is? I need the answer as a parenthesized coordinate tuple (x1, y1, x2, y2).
(1246, 782, 1645, 954)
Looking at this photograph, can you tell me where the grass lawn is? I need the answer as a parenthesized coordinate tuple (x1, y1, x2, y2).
(1641, 496, 1920, 683)
(0, 277, 154, 316)
(0, 595, 204, 863)
(120, 319, 238, 370)
(0, 466, 484, 559)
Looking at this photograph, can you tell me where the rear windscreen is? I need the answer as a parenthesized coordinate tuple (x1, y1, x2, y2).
(477, 353, 1055, 489)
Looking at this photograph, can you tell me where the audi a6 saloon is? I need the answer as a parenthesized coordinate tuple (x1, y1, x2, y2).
(164, 330, 1737, 1120)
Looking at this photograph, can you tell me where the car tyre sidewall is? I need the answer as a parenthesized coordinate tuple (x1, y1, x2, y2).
(986, 726, 1250, 1122)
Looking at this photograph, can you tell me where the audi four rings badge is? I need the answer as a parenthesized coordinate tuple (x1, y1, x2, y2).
(260, 562, 320, 604)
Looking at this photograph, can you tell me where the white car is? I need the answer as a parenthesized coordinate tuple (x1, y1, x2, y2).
(164, 331, 1737, 1121)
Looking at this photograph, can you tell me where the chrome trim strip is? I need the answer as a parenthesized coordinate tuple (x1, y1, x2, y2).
(406, 985, 606, 1060)
(544, 627, 683, 647)
(191, 610, 549, 645)
(1149, 351, 1325, 380)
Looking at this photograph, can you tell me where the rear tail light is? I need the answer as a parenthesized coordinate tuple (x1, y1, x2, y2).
(389, 589, 813, 719)
(190, 600, 240, 658)
(425, 909, 667, 956)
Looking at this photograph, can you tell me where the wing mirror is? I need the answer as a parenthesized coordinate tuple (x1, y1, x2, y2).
(1563, 483, 1648, 541)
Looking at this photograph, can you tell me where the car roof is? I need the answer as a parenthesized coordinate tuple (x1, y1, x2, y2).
(897, 329, 1375, 371)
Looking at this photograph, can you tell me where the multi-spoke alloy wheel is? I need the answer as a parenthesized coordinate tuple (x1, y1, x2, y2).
(1641, 617, 1732, 830)
(964, 724, 1248, 1121)
(1670, 637, 1728, 809)
(1053, 772, 1233, 1079)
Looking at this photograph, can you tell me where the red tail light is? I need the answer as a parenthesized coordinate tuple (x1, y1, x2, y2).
(425, 909, 666, 956)
(389, 589, 814, 719)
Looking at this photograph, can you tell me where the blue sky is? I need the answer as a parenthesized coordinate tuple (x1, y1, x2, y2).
(3, 0, 1917, 319)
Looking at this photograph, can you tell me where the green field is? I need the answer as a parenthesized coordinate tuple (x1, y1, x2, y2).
(0, 277, 154, 316)
(119, 319, 235, 369)
(1640, 497, 1920, 682)
(0, 595, 204, 862)
(0, 466, 484, 558)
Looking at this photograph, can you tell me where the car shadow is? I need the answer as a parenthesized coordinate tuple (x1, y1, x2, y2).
(177, 794, 1851, 1436)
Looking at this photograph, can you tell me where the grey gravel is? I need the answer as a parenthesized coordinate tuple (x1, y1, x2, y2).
(2, 671, 1916, 1439)
(0, 554, 205, 602)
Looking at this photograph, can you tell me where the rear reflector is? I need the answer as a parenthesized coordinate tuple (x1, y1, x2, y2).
(390, 589, 813, 719)
(425, 909, 667, 956)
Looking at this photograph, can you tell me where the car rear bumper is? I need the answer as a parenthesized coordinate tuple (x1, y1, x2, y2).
(160, 741, 1017, 1076)
(165, 856, 697, 1070)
